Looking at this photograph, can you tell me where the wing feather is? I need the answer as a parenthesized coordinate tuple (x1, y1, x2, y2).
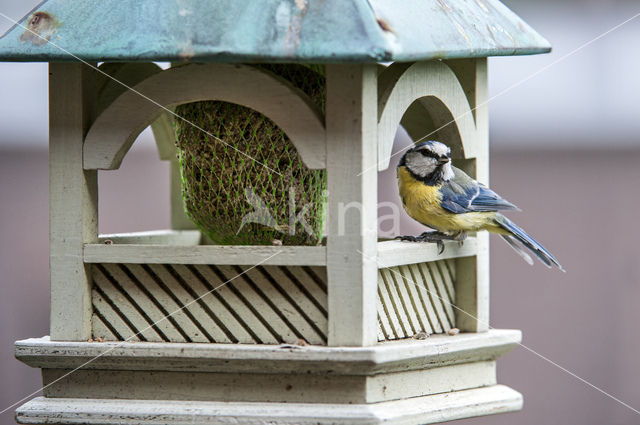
(440, 167, 519, 214)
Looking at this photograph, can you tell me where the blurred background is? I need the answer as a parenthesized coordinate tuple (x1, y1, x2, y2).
(1, 0, 639, 424)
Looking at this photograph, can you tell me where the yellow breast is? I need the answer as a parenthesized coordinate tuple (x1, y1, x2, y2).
(397, 166, 498, 233)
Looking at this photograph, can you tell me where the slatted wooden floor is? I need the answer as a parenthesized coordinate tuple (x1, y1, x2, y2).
(377, 259, 456, 340)
(91, 260, 455, 344)
(92, 264, 328, 345)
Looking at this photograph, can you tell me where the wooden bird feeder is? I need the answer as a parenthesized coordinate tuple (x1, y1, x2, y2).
(0, 1, 550, 424)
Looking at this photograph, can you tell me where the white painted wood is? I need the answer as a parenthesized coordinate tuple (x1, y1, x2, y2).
(377, 271, 405, 339)
(91, 311, 120, 340)
(378, 257, 464, 339)
(91, 289, 141, 342)
(416, 263, 452, 333)
(325, 64, 379, 347)
(212, 265, 301, 345)
(41, 368, 367, 404)
(242, 267, 326, 344)
(98, 230, 201, 245)
(407, 263, 441, 334)
(15, 330, 521, 375)
(437, 260, 456, 302)
(91, 262, 329, 344)
(377, 60, 482, 171)
(379, 269, 411, 339)
(473, 59, 490, 333)
(447, 58, 490, 333)
(191, 265, 281, 345)
(83, 63, 326, 170)
(94, 264, 186, 343)
(366, 360, 495, 403)
(396, 265, 430, 334)
(455, 237, 490, 332)
(376, 292, 395, 340)
(253, 265, 328, 341)
(145, 107, 197, 231)
(146, 264, 237, 343)
(15, 385, 522, 425)
(378, 59, 490, 332)
(49, 63, 98, 341)
(377, 238, 477, 268)
(171, 264, 257, 342)
(95, 62, 163, 117)
(39, 360, 494, 404)
(285, 266, 328, 311)
(168, 160, 198, 230)
(92, 267, 161, 342)
(83, 244, 326, 266)
(149, 112, 177, 161)
(426, 262, 456, 327)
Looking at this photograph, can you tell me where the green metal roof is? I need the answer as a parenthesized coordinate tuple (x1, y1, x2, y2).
(0, 0, 550, 63)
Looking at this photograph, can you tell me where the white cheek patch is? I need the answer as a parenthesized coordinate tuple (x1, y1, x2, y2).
(406, 153, 436, 177)
(442, 162, 455, 181)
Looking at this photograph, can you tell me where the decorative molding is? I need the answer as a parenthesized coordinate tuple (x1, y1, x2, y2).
(84, 244, 327, 266)
(16, 385, 522, 425)
(377, 60, 482, 171)
(83, 63, 326, 170)
(15, 330, 521, 375)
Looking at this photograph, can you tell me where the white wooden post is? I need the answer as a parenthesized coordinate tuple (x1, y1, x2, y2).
(446, 58, 490, 332)
(326, 64, 379, 347)
(49, 63, 98, 340)
(149, 112, 197, 231)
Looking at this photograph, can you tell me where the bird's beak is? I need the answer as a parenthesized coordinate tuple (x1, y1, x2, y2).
(438, 157, 450, 165)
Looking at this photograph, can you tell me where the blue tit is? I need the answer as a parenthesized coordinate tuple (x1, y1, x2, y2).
(396, 140, 563, 271)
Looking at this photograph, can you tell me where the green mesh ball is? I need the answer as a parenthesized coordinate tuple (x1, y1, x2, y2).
(174, 64, 326, 246)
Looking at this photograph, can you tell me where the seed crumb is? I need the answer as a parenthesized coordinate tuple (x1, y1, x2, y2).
(413, 331, 430, 340)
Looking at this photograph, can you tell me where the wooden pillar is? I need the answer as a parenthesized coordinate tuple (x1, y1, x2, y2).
(325, 64, 379, 347)
(149, 112, 196, 231)
(49, 63, 98, 340)
(447, 58, 490, 332)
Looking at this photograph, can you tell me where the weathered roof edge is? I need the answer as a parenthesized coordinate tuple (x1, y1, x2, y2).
(0, 0, 551, 63)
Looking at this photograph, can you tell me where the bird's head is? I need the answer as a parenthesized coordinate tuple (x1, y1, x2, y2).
(399, 141, 454, 184)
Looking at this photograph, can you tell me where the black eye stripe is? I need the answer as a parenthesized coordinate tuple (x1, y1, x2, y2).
(418, 149, 445, 159)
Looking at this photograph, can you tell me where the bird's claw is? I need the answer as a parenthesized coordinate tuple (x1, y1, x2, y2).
(395, 235, 419, 242)
(395, 231, 449, 254)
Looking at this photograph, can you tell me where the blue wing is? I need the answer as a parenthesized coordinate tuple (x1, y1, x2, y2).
(440, 167, 519, 214)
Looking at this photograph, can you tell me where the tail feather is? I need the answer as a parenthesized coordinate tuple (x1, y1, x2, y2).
(495, 215, 564, 271)
(500, 235, 534, 266)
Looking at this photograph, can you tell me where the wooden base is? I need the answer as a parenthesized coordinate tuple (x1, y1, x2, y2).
(16, 386, 522, 425)
(14, 331, 522, 423)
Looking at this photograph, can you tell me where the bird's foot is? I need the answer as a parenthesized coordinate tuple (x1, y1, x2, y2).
(395, 231, 465, 255)
(451, 231, 467, 247)
(395, 234, 444, 252)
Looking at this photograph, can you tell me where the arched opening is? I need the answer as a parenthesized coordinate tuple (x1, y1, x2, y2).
(173, 98, 326, 246)
(97, 126, 170, 235)
(378, 97, 475, 239)
(90, 63, 328, 246)
(376, 60, 482, 172)
(84, 63, 326, 171)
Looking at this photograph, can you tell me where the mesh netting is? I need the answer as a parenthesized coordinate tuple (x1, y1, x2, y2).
(174, 64, 326, 246)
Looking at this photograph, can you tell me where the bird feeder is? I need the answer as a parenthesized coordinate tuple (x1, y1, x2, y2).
(0, 1, 550, 424)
